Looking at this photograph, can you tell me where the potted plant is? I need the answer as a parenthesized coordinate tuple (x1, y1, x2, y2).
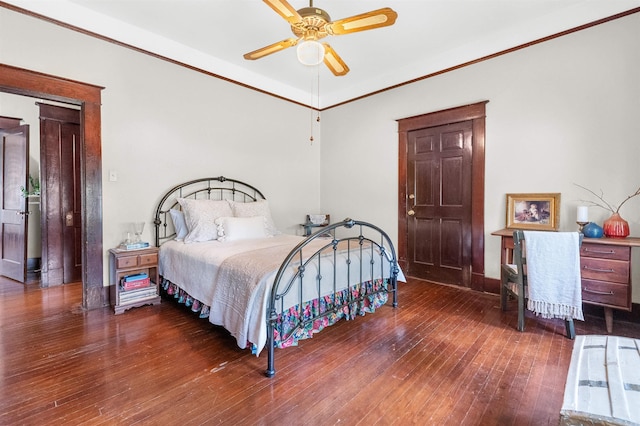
(20, 175, 40, 198)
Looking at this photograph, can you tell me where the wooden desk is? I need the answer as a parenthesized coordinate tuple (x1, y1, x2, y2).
(492, 228, 640, 333)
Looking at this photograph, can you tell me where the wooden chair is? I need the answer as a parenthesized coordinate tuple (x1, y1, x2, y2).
(500, 230, 580, 339)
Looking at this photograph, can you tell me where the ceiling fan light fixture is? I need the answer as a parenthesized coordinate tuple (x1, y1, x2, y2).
(246, 1, 398, 76)
(297, 40, 325, 66)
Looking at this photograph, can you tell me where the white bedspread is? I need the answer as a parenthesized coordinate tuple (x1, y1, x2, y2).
(159, 235, 303, 305)
(159, 235, 404, 355)
(209, 240, 325, 354)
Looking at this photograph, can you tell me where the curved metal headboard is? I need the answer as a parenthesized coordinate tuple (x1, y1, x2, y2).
(153, 176, 266, 247)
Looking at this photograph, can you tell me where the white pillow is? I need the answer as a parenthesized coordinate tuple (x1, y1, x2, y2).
(215, 216, 270, 242)
(169, 209, 188, 241)
(178, 198, 233, 243)
(229, 199, 278, 236)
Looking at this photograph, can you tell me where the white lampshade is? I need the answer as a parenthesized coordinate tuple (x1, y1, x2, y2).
(296, 40, 325, 66)
(577, 206, 588, 222)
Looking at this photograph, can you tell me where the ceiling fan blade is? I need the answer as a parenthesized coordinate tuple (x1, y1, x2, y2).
(244, 38, 299, 60)
(322, 44, 349, 76)
(327, 7, 398, 35)
(263, 0, 303, 25)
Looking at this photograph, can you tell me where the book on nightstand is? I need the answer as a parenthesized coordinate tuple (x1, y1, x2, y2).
(118, 241, 150, 251)
(119, 285, 157, 302)
(123, 273, 147, 282)
(121, 277, 150, 291)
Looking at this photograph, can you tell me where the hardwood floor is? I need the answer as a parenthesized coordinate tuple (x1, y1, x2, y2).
(1, 276, 639, 425)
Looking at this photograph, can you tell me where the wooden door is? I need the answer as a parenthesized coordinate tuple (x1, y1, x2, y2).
(406, 121, 473, 286)
(399, 102, 487, 291)
(39, 104, 82, 285)
(0, 124, 30, 282)
(1, 63, 104, 309)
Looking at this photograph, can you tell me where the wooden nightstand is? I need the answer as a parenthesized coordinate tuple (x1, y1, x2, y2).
(109, 246, 161, 314)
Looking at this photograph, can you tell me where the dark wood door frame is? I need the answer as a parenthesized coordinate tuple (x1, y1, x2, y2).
(398, 101, 487, 291)
(0, 63, 105, 309)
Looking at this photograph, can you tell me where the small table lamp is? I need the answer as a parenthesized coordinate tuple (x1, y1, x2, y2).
(577, 206, 588, 232)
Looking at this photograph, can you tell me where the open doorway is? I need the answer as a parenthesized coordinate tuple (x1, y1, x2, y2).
(0, 63, 105, 310)
(0, 99, 82, 287)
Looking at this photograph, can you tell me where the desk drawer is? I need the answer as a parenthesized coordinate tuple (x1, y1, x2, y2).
(582, 279, 630, 310)
(580, 257, 629, 284)
(580, 243, 630, 261)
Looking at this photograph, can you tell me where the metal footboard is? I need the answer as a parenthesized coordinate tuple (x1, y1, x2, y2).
(265, 218, 400, 377)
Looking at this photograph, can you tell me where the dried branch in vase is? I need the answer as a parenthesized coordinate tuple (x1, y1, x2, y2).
(575, 184, 640, 214)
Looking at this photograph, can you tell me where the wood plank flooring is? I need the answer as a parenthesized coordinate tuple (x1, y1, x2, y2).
(1, 276, 639, 425)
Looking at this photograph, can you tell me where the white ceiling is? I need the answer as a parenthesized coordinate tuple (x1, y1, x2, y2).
(5, 0, 640, 108)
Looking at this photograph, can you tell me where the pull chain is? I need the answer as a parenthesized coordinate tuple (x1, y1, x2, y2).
(310, 65, 321, 144)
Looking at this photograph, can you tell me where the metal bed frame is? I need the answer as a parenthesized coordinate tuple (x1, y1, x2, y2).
(153, 176, 400, 377)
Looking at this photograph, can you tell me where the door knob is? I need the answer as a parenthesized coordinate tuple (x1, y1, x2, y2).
(66, 212, 73, 226)
(408, 210, 415, 216)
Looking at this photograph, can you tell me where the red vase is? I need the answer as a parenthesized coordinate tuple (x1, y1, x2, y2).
(603, 212, 630, 238)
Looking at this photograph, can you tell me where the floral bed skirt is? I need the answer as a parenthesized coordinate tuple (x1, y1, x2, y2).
(161, 278, 390, 351)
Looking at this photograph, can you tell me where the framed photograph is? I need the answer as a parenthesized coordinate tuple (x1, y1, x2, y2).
(506, 193, 560, 231)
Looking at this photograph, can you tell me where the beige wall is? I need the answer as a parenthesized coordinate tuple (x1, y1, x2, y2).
(1, 7, 639, 301)
(0, 7, 321, 285)
(320, 12, 640, 299)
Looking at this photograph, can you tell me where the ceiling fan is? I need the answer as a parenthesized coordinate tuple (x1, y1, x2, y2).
(243, 0, 398, 76)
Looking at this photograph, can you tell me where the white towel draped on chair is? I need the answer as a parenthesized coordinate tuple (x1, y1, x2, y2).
(522, 231, 584, 321)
